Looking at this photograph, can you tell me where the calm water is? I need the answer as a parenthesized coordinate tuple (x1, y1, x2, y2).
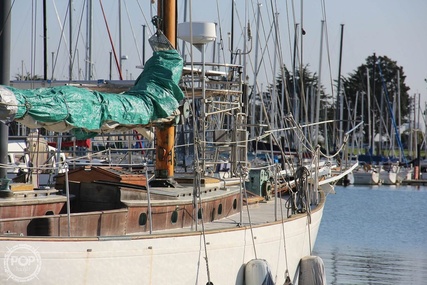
(313, 185, 427, 284)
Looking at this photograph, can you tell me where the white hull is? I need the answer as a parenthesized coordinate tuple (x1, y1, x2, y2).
(396, 167, 413, 184)
(352, 170, 380, 185)
(378, 170, 397, 185)
(0, 194, 324, 284)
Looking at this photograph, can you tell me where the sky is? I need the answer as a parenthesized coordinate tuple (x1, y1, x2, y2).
(6, 0, 427, 107)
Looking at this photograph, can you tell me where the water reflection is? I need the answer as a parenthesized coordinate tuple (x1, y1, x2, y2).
(314, 185, 427, 284)
(314, 246, 427, 284)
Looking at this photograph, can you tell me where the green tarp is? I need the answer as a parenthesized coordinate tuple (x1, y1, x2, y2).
(1, 49, 184, 139)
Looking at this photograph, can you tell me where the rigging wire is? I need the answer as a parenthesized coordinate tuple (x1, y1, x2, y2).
(239, 164, 258, 259)
(51, 0, 71, 81)
(284, 0, 294, 66)
(320, 0, 335, 101)
(215, 0, 225, 63)
(123, 1, 142, 65)
(71, 0, 87, 80)
(249, 1, 293, 140)
(247, 3, 280, 140)
(270, 0, 285, 131)
(135, 0, 154, 36)
(272, 6, 293, 128)
(184, 0, 212, 283)
(249, 10, 275, 85)
(278, 181, 292, 282)
(31, 0, 37, 84)
(99, 0, 123, 80)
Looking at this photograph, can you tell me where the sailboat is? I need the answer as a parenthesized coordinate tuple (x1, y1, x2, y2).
(0, 1, 353, 284)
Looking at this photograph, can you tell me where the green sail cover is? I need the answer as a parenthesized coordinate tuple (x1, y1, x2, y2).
(3, 50, 184, 139)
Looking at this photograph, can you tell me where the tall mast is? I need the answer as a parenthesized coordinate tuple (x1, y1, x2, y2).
(251, 3, 261, 141)
(300, 0, 307, 130)
(43, 0, 48, 80)
(69, 0, 73, 80)
(230, 0, 234, 63)
(372, 53, 376, 154)
(336, 24, 344, 147)
(315, 20, 325, 146)
(366, 67, 372, 154)
(118, 0, 123, 75)
(85, 0, 93, 80)
(0, 0, 11, 180)
(154, 0, 177, 182)
(292, 24, 300, 150)
(397, 70, 402, 160)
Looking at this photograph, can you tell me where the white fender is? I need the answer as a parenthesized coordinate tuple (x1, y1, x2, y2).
(245, 259, 274, 285)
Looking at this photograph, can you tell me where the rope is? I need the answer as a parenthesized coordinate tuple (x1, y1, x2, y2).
(294, 166, 310, 213)
(187, 38, 213, 282)
(215, 0, 225, 61)
(135, 0, 154, 36)
(283, 113, 350, 161)
(123, 1, 142, 66)
(51, 0, 70, 80)
(306, 148, 322, 256)
(239, 164, 258, 259)
(194, 161, 213, 284)
(277, 162, 292, 283)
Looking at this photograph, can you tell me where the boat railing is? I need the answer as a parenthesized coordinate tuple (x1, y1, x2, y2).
(8, 132, 156, 171)
(179, 60, 248, 177)
(180, 61, 242, 96)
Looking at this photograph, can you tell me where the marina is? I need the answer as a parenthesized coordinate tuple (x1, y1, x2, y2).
(0, 1, 426, 284)
(314, 184, 427, 284)
(0, 1, 350, 284)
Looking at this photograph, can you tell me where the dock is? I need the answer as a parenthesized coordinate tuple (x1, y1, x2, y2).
(400, 179, 427, 186)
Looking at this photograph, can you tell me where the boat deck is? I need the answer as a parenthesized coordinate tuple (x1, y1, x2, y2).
(126, 190, 322, 238)
(0, 176, 324, 240)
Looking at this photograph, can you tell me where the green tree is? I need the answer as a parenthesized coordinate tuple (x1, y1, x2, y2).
(273, 65, 332, 122)
(342, 54, 410, 147)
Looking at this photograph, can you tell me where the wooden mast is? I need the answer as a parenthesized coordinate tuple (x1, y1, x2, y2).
(154, 0, 177, 181)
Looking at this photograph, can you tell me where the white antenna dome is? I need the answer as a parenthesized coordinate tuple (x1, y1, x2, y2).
(177, 22, 216, 45)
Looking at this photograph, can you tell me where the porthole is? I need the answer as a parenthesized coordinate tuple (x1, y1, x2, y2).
(233, 199, 237, 210)
(198, 208, 203, 219)
(139, 213, 147, 226)
(171, 210, 178, 224)
(45, 211, 54, 215)
(217, 204, 223, 215)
